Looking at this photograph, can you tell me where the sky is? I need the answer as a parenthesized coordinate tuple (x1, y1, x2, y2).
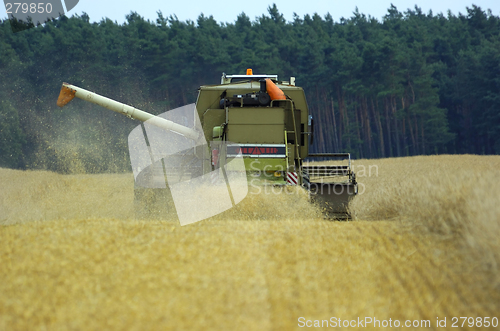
(1, 0, 500, 25)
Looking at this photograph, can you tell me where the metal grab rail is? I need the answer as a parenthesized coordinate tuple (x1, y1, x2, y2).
(306, 153, 352, 173)
(302, 165, 351, 177)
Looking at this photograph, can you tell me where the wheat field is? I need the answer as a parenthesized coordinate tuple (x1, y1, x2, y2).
(0, 155, 499, 330)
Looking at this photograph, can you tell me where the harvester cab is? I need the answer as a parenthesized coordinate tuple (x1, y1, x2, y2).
(57, 69, 357, 220)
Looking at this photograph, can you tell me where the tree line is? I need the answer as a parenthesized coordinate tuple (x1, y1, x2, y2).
(0, 4, 499, 172)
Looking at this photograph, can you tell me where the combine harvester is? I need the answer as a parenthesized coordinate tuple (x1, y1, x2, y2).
(57, 69, 357, 221)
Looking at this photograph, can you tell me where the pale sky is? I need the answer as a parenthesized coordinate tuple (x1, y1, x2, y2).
(1, 0, 499, 25)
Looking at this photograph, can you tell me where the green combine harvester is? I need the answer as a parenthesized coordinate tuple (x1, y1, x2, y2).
(57, 69, 357, 221)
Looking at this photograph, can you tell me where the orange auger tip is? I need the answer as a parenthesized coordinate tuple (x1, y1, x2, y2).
(57, 83, 76, 107)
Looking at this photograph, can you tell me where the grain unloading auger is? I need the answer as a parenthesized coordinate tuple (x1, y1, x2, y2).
(57, 70, 357, 219)
(57, 82, 201, 141)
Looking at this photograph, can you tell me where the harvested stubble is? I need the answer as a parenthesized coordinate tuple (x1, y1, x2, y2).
(0, 155, 499, 330)
(348, 154, 500, 270)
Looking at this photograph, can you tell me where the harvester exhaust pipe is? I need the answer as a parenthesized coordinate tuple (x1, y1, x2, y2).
(57, 83, 200, 141)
